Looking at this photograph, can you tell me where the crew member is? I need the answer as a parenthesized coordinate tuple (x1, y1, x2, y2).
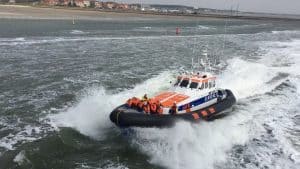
(149, 99, 157, 114)
(131, 97, 140, 107)
(141, 94, 148, 101)
(143, 101, 150, 114)
(156, 102, 163, 115)
(169, 102, 178, 115)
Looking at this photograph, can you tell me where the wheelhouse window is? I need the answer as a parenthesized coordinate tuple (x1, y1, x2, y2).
(205, 82, 208, 88)
(209, 81, 212, 88)
(179, 79, 189, 87)
(174, 78, 182, 86)
(189, 82, 198, 89)
(199, 83, 204, 90)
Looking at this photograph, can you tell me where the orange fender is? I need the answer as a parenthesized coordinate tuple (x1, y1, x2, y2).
(131, 97, 140, 107)
(126, 98, 133, 107)
(150, 103, 157, 114)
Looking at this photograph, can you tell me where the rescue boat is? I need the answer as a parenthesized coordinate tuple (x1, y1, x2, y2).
(110, 71, 236, 128)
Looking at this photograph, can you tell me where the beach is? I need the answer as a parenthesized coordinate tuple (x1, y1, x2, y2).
(0, 5, 212, 21)
(1, 4, 300, 21)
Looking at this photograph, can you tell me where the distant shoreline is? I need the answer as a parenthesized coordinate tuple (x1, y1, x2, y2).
(103, 8, 300, 21)
(0, 4, 300, 21)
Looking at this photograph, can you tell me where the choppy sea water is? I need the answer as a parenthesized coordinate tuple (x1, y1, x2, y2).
(0, 17, 300, 169)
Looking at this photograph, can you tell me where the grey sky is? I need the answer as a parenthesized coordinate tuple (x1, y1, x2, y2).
(116, 0, 300, 15)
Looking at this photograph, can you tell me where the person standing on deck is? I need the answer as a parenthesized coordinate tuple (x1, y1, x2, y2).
(170, 102, 178, 115)
(141, 94, 148, 101)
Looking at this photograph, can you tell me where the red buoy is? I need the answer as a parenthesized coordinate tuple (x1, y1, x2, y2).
(176, 27, 180, 35)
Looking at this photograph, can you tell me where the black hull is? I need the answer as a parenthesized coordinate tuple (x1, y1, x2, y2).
(110, 89, 236, 128)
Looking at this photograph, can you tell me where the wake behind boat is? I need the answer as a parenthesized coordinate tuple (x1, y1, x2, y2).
(110, 69, 236, 128)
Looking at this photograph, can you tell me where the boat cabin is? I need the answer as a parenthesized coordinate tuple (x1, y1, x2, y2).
(175, 74, 216, 90)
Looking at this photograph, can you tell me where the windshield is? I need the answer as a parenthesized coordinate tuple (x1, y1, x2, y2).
(189, 82, 198, 89)
(199, 83, 204, 90)
(174, 78, 181, 86)
(179, 79, 189, 87)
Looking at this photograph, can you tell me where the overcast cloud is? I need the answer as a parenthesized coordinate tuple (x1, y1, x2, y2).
(116, 0, 300, 15)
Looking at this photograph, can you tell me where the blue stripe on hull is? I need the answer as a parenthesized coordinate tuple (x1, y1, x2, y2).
(178, 91, 219, 111)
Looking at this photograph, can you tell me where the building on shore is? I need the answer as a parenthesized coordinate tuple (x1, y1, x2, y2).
(41, 0, 129, 9)
(41, 0, 92, 7)
(128, 4, 140, 10)
(74, 0, 95, 7)
(99, 1, 129, 10)
(42, 0, 65, 6)
(1, 0, 38, 3)
(94, 0, 103, 8)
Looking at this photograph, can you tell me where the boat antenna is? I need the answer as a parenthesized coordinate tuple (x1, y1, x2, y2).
(222, 9, 229, 56)
(222, 0, 240, 54)
(191, 57, 194, 73)
(72, 16, 76, 25)
(235, 3, 239, 16)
